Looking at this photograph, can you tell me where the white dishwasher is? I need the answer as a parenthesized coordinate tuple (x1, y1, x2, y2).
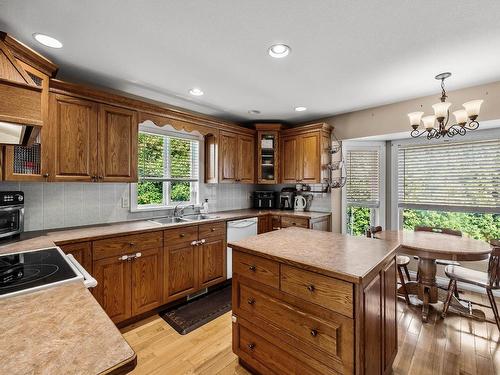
(226, 217, 258, 279)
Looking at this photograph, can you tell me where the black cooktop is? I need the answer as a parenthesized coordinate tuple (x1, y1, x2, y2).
(0, 248, 78, 296)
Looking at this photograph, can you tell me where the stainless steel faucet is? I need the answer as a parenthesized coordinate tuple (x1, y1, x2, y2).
(173, 203, 195, 218)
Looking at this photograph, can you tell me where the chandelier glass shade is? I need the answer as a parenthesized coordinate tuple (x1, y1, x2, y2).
(408, 73, 483, 140)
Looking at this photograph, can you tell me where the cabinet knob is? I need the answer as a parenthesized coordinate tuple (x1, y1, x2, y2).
(98, 176, 104, 180)
(307, 284, 315, 292)
(247, 298, 255, 305)
(129, 242, 135, 247)
(292, 222, 296, 226)
(43, 173, 49, 178)
(180, 233, 185, 238)
(211, 227, 216, 232)
(310, 329, 318, 337)
(134, 252, 142, 259)
(248, 265, 256, 272)
(247, 343, 255, 350)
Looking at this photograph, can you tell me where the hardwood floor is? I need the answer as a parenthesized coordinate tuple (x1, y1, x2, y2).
(121, 291, 500, 375)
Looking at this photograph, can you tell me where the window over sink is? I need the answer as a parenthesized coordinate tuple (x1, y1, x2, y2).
(131, 125, 200, 211)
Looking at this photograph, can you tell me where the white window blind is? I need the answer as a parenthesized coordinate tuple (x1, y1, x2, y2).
(138, 132, 199, 182)
(346, 149, 380, 207)
(398, 139, 500, 212)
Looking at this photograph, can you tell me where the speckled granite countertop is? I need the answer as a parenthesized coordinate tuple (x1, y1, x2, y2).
(0, 209, 330, 374)
(0, 209, 331, 254)
(228, 227, 400, 284)
(0, 283, 136, 375)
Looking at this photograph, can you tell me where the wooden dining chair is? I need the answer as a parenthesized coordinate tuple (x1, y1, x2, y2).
(442, 241, 500, 331)
(368, 226, 411, 304)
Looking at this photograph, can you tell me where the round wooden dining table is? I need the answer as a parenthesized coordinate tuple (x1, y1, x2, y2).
(375, 230, 492, 322)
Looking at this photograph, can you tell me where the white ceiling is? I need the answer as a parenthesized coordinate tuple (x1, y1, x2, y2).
(2, 0, 500, 123)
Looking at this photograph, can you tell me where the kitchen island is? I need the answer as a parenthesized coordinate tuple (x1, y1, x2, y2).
(229, 227, 399, 375)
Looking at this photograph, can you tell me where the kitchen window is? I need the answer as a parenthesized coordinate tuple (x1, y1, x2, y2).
(131, 127, 200, 211)
(342, 142, 386, 235)
(391, 130, 500, 241)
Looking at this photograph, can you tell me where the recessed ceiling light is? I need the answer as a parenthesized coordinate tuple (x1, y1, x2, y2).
(189, 88, 204, 96)
(268, 44, 291, 58)
(33, 33, 63, 48)
(248, 110, 261, 115)
(294, 106, 307, 112)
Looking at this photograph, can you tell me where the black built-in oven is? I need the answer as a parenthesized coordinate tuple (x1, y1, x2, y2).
(0, 191, 24, 239)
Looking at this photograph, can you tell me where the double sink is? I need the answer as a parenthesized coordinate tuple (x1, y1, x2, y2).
(149, 214, 220, 225)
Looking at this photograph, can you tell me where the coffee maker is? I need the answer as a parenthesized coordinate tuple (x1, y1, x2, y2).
(279, 187, 296, 210)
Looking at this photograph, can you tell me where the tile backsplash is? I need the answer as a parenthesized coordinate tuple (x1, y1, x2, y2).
(0, 182, 331, 232)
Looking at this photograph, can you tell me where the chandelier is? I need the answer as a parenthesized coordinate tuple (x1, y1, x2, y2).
(407, 72, 483, 140)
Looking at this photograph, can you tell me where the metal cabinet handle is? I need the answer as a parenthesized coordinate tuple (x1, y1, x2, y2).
(134, 252, 142, 259)
(247, 298, 255, 305)
(118, 255, 129, 261)
(307, 284, 315, 292)
(199, 239, 206, 245)
(248, 265, 256, 272)
(310, 329, 318, 337)
(191, 240, 198, 246)
(247, 343, 255, 350)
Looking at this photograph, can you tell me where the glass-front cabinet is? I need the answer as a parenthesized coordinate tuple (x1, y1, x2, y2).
(255, 123, 282, 184)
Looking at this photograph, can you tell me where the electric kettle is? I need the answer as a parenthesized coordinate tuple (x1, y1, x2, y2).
(294, 195, 307, 212)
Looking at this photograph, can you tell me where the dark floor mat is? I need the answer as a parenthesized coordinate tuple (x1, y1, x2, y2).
(159, 285, 232, 335)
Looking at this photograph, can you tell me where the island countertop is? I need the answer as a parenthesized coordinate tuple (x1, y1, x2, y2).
(228, 227, 400, 284)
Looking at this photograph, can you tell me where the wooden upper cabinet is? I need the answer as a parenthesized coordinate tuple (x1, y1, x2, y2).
(218, 130, 255, 183)
(281, 136, 298, 183)
(204, 133, 218, 183)
(280, 123, 331, 184)
(219, 130, 238, 182)
(50, 93, 98, 182)
(237, 134, 255, 183)
(98, 105, 138, 182)
(299, 132, 320, 183)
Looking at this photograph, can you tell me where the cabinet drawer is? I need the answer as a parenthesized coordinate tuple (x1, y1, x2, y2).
(281, 216, 309, 228)
(281, 265, 353, 318)
(164, 225, 198, 247)
(239, 284, 341, 360)
(236, 322, 318, 375)
(199, 221, 225, 239)
(233, 251, 279, 289)
(93, 231, 163, 260)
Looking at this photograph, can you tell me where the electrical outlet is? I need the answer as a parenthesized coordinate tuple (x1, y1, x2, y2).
(121, 196, 129, 208)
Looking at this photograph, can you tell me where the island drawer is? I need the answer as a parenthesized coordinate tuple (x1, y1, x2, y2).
(280, 265, 354, 318)
(233, 251, 279, 289)
(280, 216, 309, 228)
(164, 225, 198, 247)
(238, 284, 346, 364)
(234, 317, 340, 375)
(198, 221, 225, 239)
(93, 231, 163, 260)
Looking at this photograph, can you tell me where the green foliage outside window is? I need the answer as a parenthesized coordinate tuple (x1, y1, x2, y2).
(137, 132, 195, 206)
(403, 209, 500, 242)
(347, 206, 372, 236)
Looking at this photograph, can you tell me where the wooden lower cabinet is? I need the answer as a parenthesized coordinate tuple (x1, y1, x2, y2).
(199, 237, 226, 288)
(164, 223, 226, 302)
(257, 215, 270, 234)
(92, 231, 163, 323)
(232, 250, 397, 375)
(59, 241, 92, 273)
(164, 242, 198, 302)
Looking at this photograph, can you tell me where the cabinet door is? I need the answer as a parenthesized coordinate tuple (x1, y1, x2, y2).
(383, 259, 397, 372)
(164, 243, 198, 302)
(98, 105, 138, 182)
(50, 94, 98, 182)
(199, 237, 226, 288)
(59, 242, 92, 273)
(364, 273, 382, 375)
(219, 131, 238, 183)
(93, 256, 131, 323)
(131, 247, 163, 315)
(299, 132, 320, 183)
(237, 134, 255, 183)
(281, 136, 298, 183)
(258, 215, 270, 234)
